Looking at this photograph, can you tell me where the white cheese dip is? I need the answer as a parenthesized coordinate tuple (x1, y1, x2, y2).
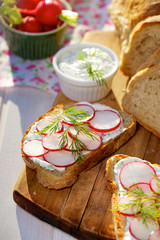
(58, 47, 114, 81)
(113, 157, 160, 240)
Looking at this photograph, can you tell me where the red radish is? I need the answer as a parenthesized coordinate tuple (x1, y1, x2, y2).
(129, 217, 159, 240)
(73, 103, 95, 122)
(149, 175, 160, 194)
(35, 0, 62, 26)
(36, 116, 63, 134)
(63, 104, 95, 125)
(148, 229, 160, 240)
(19, 0, 62, 26)
(20, 16, 43, 33)
(117, 195, 138, 216)
(129, 182, 154, 196)
(43, 150, 78, 167)
(119, 161, 156, 189)
(89, 110, 121, 132)
(17, 0, 41, 10)
(42, 132, 67, 151)
(43, 24, 57, 32)
(23, 140, 48, 157)
(76, 131, 102, 151)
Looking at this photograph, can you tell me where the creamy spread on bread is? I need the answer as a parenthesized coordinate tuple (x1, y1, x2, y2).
(113, 157, 160, 240)
(24, 103, 126, 172)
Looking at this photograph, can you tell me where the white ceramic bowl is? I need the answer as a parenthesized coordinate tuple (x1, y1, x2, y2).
(53, 42, 119, 102)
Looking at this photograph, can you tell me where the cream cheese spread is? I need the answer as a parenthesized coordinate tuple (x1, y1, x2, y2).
(24, 103, 125, 172)
(58, 47, 114, 80)
(113, 157, 160, 240)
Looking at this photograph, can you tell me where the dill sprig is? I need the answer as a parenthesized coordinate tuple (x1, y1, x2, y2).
(77, 48, 107, 88)
(114, 183, 160, 226)
(37, 105, 99, 167)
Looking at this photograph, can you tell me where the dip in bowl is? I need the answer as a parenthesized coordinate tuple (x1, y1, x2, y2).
(53, 42, 119, 101)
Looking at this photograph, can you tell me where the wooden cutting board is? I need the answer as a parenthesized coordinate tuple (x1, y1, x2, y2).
(13, 31, 160, 240)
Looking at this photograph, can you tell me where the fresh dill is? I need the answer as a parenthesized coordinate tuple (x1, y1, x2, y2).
(113, 183, 160, 226)
(37, 105, 99, 166)
(77, 48, 107, 87)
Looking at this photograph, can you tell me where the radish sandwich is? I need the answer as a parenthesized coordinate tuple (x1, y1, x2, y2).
(21, 102, 136, 189)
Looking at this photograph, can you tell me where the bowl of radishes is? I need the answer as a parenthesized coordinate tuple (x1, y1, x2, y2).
(0, 0, 74, 60)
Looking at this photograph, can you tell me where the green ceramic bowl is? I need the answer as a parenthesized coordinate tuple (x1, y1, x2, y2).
(0, 0, 71, 60)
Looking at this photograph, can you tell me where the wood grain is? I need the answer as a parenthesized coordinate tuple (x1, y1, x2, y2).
(13, 31, 160, 240)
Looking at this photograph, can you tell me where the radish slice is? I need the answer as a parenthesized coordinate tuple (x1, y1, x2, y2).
(129, 182, 153, 196)
(149, 175, 160, 194)
(43, 150, 78, 167)
(129, 217, 159, 240)
(76, 131, 102, 151)
(23, 140, 48, 157)
(119, 161, 156, 189)
(63, 103, 95, 125)
(89, 110, 121, 132)
(118, 195, 138, 216)
(65, 132, 77, 151)
(36, 116, 63, 134)
(42, 132, 67, 151)
(148, 229, 160, 240)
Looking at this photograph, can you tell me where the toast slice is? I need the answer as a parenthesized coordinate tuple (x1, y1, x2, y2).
(122, 63, 160, 138)
(106, 154, 160, 240)
(21, 102, 136, 189)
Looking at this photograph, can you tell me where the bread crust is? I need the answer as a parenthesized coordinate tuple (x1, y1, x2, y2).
(106, 154, 160, 240)
(22, 104, 136, 189)
(122, 63, 160, 138)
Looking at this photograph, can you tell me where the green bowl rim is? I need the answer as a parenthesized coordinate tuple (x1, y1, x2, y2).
(0, 0, 71, 36)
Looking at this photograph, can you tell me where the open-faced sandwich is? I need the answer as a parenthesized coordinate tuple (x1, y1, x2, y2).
(21, 102, 136, 189)
(106, 154, 160, 240)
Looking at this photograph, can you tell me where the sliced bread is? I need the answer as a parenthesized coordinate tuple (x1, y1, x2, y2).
(108, 0, 160, 76)
(106, 154, 160, 240)
(21, 102, 136, 189)
(122, 63, 160, 138)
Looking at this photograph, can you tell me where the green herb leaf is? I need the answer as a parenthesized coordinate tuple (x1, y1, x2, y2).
(0, 0, 22, 26)
(113, 183, 160, 225)
(36, 105, 99, 167)
(77, 48, 108, 88)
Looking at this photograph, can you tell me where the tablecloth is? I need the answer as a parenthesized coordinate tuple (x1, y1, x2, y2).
(0, 0, 114, 97)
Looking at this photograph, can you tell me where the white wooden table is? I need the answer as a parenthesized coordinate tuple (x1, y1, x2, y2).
(0, 86, 77, 240)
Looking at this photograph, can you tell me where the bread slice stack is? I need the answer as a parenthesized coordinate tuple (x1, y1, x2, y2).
(108, 0, 160, 76)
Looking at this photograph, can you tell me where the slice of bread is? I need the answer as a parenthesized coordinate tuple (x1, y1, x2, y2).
(106, 154, 160, 240)
(108, 0, 160, 76)
(119, 15, 160, 76)
(122, 63, 160, 138)
(21, 103, 136, 189)
(138, 43, 160, 71)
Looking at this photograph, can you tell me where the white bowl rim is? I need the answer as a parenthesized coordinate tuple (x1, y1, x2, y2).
(0, 0, 71, 36)
(53, 42, 119, 86)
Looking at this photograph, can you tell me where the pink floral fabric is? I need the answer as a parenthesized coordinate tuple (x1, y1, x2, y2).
(0, 0, 113, 95)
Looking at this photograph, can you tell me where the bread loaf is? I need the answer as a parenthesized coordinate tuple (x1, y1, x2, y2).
(122, 63, 160, 138)
(108, 0, 160, 76)
(21, 102, 136, 189)
(106, 154, 160, 240)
